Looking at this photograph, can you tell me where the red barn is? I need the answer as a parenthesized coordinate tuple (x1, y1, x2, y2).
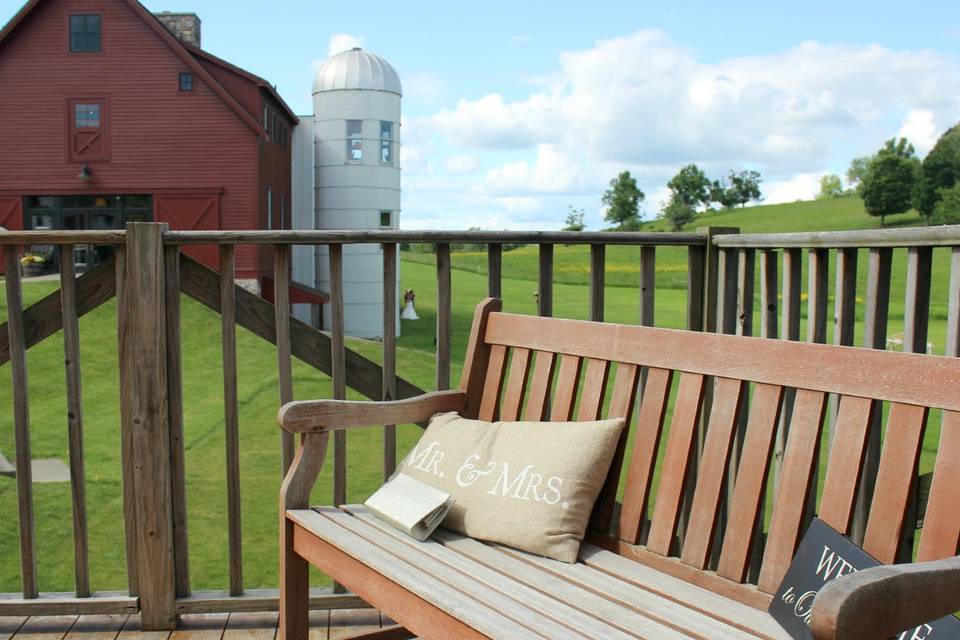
(0, 0, 296, 278)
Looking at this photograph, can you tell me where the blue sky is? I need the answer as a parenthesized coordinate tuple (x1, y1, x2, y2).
(3, 0, 959, 229)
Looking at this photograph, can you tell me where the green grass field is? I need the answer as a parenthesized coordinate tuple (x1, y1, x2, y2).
(0, 195, 951, 594)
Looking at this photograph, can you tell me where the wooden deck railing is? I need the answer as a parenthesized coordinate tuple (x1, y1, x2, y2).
(1, 222, 959, 629)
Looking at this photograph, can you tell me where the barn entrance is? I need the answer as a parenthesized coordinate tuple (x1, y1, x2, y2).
(22, 195, 153, 274)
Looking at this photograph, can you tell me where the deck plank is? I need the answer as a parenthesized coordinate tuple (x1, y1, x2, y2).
(168, 614, 228, 640)
(1, 617, 27, 640)
(306, 611, 329, 640)
(328, 610, 379, 640)
(222, 614, 276, 640)
(115, 616, 170, 640)
(13, 617, 78, 640)
(63, 615, 128, 640)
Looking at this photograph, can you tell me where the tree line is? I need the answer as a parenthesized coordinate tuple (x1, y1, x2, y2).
(818, 124, 960, 226)
(565, 166, 764, 232)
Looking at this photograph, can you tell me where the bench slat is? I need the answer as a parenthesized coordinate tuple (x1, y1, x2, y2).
(863, 403, 929, 563)
(493, 544, 764, 640)
(288, 509, 539, 639)
(579, 546, 790, 640)
(500, 348, 532, 421)
(323, 508, 590, 639)
(577, 358, 611, 421)
(432, 531, 699, 639)
(619, 367, 674, 545)
(478, 345, 508, 422)
(647, 373, 706, 557)
(550, 355, 583, 421)
(483, 312, 960, 412)
(523, 351, 556, 421)
(918, 411, 960, 561)
(818, 396, 875, 534)
(758, 389, 827, 593)
(592, 363, 640, 533)
(342, 506, 634, 640)
(717, 384, 784, 583)
(681, 377, 746, 569)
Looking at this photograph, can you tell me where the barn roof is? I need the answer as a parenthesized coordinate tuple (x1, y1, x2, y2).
(0, 0, 296, 136)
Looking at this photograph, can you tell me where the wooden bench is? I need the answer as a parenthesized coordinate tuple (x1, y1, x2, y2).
(278, 298, 960, 640)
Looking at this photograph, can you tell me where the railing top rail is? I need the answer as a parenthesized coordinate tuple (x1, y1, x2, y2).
(0, 231, 127, 245)
(0, 229, 708, 246)
(162, 230, 708, 246)
(713, 224, 960, 249)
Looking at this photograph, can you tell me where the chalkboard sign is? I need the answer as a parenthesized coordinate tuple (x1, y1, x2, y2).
(769, 518, 960, 639)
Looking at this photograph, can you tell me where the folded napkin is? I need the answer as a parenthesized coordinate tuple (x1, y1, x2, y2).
(363, 473, 453, 541)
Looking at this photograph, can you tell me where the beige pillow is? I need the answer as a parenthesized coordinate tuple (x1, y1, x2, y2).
(396, 412, 625, 562)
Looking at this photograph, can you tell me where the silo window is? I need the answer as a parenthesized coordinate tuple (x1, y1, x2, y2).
(380, 121, 393, 165)
(347, 120, 363, 161)
(380, 211, 392, 227)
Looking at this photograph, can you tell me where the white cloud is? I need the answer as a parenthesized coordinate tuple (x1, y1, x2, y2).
(443, 155, 481, 174)
(401, 30, 960, 228)
(765, 173, 825, 204)
(897, 109, 939, 156)
(327, 33, 364, 58)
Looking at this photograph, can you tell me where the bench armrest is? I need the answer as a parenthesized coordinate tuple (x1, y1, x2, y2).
(277, 389, 466, 433)
(279, 391, 465, 512)
(810, 555, 960, 639)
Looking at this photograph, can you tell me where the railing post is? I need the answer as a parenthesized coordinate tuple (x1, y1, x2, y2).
(120, 222, 176, 630)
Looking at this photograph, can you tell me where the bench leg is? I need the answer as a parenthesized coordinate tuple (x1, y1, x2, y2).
(279, 518, 309, 640)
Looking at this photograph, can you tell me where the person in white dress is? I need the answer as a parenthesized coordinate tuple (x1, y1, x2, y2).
(400, 289, 419, 320)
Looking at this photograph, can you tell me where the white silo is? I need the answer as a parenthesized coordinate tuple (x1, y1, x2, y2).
(312, 47, 401, 338)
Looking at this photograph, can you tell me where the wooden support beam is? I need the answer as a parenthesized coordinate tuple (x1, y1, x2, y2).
(330, 244, 347, 508)
(164, 245, 190, 599)
(5, 246, 37, 600)
(178, 256, 424, 403)
(590, 244, 605, 322)
(538, 244, 553, 317)
(487, 243, 502, 299)
(220, 245, 243, 596)
(383, 243, 398, 480)
(121, 223, 176, 630)
(58, 245, 89, 598)
(436, 243, 452, 391)
(274, 245, 295, 475)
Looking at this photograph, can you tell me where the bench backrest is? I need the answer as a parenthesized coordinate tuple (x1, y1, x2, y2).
(458, 299, 960, 602)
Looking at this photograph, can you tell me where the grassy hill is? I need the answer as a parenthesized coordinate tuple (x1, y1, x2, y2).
(0, 195, 948, 594)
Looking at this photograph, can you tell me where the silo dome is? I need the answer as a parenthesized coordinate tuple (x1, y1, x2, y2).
(312, 48, 402, 95)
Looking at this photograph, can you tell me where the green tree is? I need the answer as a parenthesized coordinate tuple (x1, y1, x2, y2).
(726, 170, 763, 207)
(659, 194, 698, 231)
(917, 124, 960, 221)
(861, 153, 916, 226)
(709, 178, 737, 209)
(602, 171, 644, 230)
(667, 164, 711, 210)
(846, 156, 873, 193)
(817, 174, 844, 199)
(563, 207, 586, 232)
(932, 183, 960, 225)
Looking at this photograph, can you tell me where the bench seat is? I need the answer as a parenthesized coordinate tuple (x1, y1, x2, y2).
(289, 506, 791, 640)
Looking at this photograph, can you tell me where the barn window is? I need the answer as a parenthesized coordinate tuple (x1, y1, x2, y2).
(380, 121, 393, 165)
(74, 103, 100, 128)
(70, 15, 101, 52)
(267, 188, 273, 229)
(346, 120, 362, 162)
(179, 72, 193, 91)
(68, 99, 108, 161)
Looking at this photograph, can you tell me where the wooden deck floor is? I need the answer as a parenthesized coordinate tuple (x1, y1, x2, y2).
(0, 611, 396, 640)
